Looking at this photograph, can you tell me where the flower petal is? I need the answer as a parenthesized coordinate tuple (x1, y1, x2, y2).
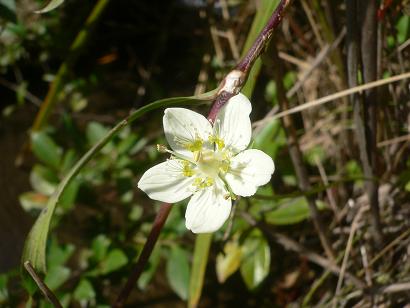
(215, 93, 252, 153)
(225, 149, 274, 197)
(163, 108, 213, 157)
(137, 160, 195, 203)
(185, 179, 231, 233)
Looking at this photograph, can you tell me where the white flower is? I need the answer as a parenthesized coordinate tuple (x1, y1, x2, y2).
(137, 93, 275, 233)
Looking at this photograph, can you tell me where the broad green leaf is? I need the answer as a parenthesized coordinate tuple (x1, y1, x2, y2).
(22, 91, 215, 274)
(59, 179, 80, 210)
(100, 249, 128, 274)
(128, 205, 143, 221)
(47, 238, 75, 268)
(216, 238, 242, 283)
(166, 246, 190, 300)
(396, 15, 410, 44)
(240, 230, 270, 290)
(86, 122, 109, 145)
(44, 266, 70, 290)
(253, 119, 285, 159)
(35, 0, 64, 13)
(188, 233, 212, 308)
(31, 131, 62, 170)
(74, 279, 95, 301)
(91, 235, 111, 262)
(265, 198, 326, 225)
(241, 0, 280, 96)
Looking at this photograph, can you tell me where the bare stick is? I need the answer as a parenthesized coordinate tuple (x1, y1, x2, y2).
(333, 206, 366, 308)
(358, 0, 384, 246)
(24, 261, 63, 308)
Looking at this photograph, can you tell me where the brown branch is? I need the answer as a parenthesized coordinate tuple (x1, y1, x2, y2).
(24, 261, 63, 308)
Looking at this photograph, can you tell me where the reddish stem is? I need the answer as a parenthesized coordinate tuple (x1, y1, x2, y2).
(113, 203, 172, 307)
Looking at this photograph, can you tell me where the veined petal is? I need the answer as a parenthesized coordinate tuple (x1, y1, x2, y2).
(215, 93, 252, 153)
(137, 160, 195, 203)
(163, 108, 213, 157)
(225, 149, 274, 197)
(185, 179, 231, 233)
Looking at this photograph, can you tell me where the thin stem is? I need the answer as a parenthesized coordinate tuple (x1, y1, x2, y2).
(207, 0, 292, 122)
(235, 0, 291, 74)
(24, 261, 63, 308)
(113, 204, 172, 308)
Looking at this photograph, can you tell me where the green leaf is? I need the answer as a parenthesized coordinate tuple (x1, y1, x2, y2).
(47, 238, 75, 269)
(188, 233, 212, 308)
(396, 15, 410, 44)
(35, 0, 64, 13)
(253, 119, 285, 159)
(265, 197, 325, 225)
(240, 230, 270, 290)
(100, 249, 128, 274)
(29, 165, 58, 195)
(166, 246, 190, 300)
(31, 131, 62, 169)
(22, 91, 215, 274)
(91, 235, 111, 262)
(74, 279, 95, 301)
(44, 266, 70, 290)
(216, 238, 242, 283)
(86, 122, 110, 146)
(59, 179, 80, 210)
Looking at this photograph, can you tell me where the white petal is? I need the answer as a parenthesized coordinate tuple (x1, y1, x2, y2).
(185, 180, 231, 233)
(215, 93, 252, 153)
(137, 160, 195, 203)
(163, 108, 213, 157)
(225, 149, 274, 197)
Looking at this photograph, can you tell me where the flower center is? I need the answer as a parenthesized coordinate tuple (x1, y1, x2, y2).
(198, 150, 222, 178)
